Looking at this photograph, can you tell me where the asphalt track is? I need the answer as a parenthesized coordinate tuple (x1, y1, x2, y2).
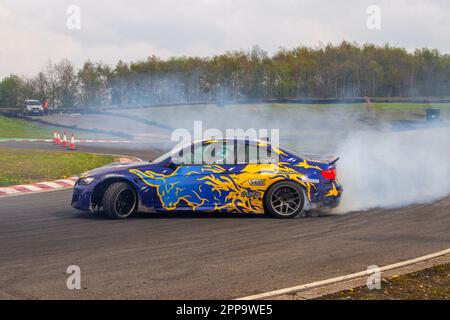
(0, 141, 449, 299)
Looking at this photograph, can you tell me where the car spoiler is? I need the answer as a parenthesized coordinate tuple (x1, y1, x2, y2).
(301, 152, 340, 165)
(329, 157, 340, 165)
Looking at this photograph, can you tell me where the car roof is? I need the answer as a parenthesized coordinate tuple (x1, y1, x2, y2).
(195, 138, 271, 145)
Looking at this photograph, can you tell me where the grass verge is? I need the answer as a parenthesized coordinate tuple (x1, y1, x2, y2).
(0, 115, 52, 139)
(319, 263, 450, 300)
(0, 115, 122, 140)
(0, 149, 116, 186)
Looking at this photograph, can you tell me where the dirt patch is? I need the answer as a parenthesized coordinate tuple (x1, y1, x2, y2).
(319, 263, 450, 300)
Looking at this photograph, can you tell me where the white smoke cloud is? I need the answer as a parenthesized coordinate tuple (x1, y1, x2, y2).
(335, 127, 450, 212)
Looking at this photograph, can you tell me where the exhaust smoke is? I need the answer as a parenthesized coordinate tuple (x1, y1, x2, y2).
(335, 127, 450, 213)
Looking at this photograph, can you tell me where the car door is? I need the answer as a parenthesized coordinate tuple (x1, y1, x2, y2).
(229, 141, 281, 213)
(154, 141, 237, 211)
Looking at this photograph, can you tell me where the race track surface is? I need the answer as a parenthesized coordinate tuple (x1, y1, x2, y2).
(0, 189, 449, 299)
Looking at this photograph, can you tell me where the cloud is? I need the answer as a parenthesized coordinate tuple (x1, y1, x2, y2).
(1, 0, 450, 78)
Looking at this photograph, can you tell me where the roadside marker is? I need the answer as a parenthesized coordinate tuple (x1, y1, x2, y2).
(52, 131, 57, 143)
(62, 131, 67, 147)
(68, 132, 76, 150)
(56, 130, 61, 144)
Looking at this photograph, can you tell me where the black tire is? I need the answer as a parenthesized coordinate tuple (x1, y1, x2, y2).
(102, 182, 137, 219)
(264, 181, 305, 219)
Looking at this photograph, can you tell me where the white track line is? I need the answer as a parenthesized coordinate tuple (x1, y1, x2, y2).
(54, 179, 76, 185)
(236, 247, 450, 300)
(0, 179, 79, 198)
(0, 188, 20, 194)
(0, 139, 135, 143)
(38, 182, 65, 189)
(15, 185, 43, 191)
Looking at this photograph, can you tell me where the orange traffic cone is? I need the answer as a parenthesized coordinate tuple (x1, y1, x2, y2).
(62, 131, 67, 147)
(68, 132, 76, 150)
(56, 130, 61, 144)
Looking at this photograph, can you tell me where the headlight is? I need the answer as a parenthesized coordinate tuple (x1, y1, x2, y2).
(78, 177, 95, 185)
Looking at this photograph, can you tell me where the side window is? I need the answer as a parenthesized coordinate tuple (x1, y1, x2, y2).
(178, 146, 194, 164)
(236, 142, 279, 164)
(172, 142, 235, 165)
(171, 144, 197, 164)
(258, 144, 278, 164)
(172, 141, 280, 165)
(203, 142, 235, 164)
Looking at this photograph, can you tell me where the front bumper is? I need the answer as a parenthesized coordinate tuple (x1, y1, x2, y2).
(71, 182, 94, 211)
(28, 109, 43, 114)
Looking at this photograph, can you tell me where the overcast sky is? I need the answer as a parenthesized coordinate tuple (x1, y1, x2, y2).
(1, 0, 450, 78)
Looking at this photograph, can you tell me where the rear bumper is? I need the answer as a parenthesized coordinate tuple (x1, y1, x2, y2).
(319, 182, 343, 208)
(321, 194, 342, 208)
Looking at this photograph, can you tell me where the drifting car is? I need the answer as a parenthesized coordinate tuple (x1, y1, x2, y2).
(22, 99, 44, 116)
(72, 139, 343, 219)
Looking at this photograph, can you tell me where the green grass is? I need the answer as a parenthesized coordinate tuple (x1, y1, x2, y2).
(0, 116, 52, 139)
(0, 149, 116, 186)
(0, 115, 123, 140)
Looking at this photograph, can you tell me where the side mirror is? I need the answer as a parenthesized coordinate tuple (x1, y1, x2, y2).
(167, 157, 182, 169)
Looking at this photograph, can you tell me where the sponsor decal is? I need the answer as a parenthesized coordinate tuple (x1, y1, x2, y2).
(242, 190, 262, 199)
(248, 179, 265, 186)
(301, 177, 320, 184)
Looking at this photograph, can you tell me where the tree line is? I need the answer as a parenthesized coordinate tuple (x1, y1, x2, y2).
(1, 41, 450, 109)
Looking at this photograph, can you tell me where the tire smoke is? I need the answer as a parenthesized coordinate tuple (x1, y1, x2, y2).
(334, 127, 450, 213)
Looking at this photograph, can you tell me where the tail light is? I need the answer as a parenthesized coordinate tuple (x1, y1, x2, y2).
(321, 169, 336, 180)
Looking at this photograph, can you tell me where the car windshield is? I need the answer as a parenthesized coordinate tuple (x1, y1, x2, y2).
(150, 143, 191, 164)
(150, 150, 173, 164)
(27, 100, 41, 106)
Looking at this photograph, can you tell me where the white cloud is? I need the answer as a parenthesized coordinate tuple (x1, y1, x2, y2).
(1, 0, 450, 78)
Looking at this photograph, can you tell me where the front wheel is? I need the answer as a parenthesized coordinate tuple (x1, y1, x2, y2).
(102, 182, 137, 219)
(264, 181, 305, 219)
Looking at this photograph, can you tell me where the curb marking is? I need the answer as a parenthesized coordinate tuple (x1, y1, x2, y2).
(0, 158, 139, 198)
(0, 139, 136, 143)
(0, 177, 78, 197)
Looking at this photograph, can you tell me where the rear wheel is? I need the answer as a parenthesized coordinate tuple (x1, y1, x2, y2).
(264, 181, 305, 219)
(102, 182, 137, 219)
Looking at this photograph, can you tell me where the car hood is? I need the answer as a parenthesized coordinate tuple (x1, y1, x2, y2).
(81, 161, 152, 177)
